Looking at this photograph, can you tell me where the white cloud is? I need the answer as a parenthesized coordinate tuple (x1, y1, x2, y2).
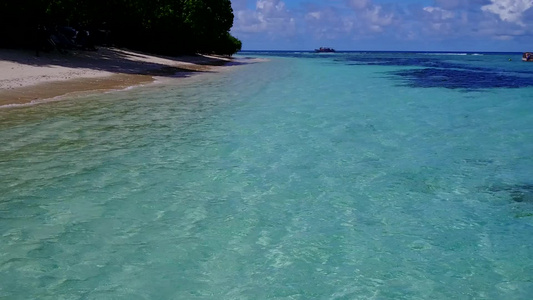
(305, 8, 353, 39)
(481, 0, 533, 25)
(367, 6, 394, 27)
(231, 0, 533, 50)
(423, 7, 455, 20)
(256, 0, 286, 16)
(306, 11, 321, 20)
(232, 0, 296, 36)
(475, 16, 531, 38)
(434, 0, 487, 10)
(345, 1, 395, 34)
(304, 2, 395, 39)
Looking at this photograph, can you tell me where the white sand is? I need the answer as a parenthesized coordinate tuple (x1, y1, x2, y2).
(0, 47, 234, 105)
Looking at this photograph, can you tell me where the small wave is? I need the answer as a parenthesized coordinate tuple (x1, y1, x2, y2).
(0, 103, 28, 109)
(0, 97, 64, 109)
(117, 85, 141, 91)
(424, 52, 484, 56)
(422, 53, 469, 56)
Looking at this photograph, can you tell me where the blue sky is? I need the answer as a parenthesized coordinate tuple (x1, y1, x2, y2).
(230, 0, 533, 51)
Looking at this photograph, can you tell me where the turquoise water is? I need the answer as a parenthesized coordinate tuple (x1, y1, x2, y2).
(1, 52, 533, 299)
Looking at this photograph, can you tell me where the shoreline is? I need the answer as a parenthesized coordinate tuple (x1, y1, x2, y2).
(0, 47, 235, 107)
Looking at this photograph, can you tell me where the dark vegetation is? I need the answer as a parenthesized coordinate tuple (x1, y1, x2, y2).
(0, 0, 242, 55)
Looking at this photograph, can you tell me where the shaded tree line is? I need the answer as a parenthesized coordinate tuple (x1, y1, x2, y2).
(0, 0, 242, 55)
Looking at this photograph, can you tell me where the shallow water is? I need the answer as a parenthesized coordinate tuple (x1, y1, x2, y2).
(1, 52, 533, 299)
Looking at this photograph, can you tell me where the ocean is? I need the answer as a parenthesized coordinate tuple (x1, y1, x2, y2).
(1, 51, 532, 299)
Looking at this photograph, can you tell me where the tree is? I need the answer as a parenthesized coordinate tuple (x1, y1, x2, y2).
(0, 0, 242, 55)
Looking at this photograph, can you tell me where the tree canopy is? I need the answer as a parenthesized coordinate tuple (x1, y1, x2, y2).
(0, 0, 242, 55)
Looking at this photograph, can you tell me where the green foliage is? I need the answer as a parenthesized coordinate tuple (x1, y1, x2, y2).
(214, 32, 242, 55)
(0, 0, 242, 55)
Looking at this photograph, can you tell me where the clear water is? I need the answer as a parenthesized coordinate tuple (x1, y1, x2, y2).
(1, 52, 533, 299)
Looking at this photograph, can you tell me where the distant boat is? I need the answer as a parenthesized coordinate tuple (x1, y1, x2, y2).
(523, 52, 533, 62)
(315, 47, 335, 53)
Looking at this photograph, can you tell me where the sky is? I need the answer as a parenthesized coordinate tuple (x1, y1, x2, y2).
(230, 0, 533, 51)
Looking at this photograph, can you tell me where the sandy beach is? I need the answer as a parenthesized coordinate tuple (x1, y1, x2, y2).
(0, 47, 234, 107)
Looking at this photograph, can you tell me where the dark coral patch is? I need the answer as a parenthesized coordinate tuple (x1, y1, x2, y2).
(392, 68, 533, 90)
(488, 184, 533, 203)
(337, 54, 533, 90)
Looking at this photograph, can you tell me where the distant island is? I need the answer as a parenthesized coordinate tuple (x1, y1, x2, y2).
(315, 47, 335, 53)
(0, 0, 242, 56)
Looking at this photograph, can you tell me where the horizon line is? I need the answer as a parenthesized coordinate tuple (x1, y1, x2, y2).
(239, 49, 525, 53)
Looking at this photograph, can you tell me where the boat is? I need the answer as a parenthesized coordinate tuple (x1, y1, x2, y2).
(523, 52, 533, 62)
(315, 47, 335, 53)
